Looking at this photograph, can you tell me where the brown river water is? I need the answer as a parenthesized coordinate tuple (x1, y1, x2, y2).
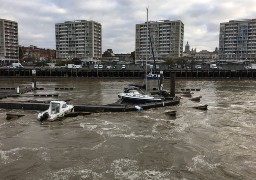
(0, 78, 256, 179)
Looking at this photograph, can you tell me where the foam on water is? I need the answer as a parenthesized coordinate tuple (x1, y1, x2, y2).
(79, 123, 97, 131)
(0, 147, 46, 164)
(44, 167, 103, 180)
(108, 132, 156, 140)
(244, 160, 256, 169)
(111, 158, 173, 179)
(79, 116, 163, 141)
(0, 122, 8, 128)
(80, 120, 121, 136)
(174, 120, 190, 133)
(189, 155, 220, 172)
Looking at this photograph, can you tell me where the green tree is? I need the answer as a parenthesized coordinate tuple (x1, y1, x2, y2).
(72, 57, 82, 65)
(102, 49, 114, 57)
(163, 56, 176, 65)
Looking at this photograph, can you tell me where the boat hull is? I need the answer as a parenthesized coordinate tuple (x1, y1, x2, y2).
(119, 95, 163, 103)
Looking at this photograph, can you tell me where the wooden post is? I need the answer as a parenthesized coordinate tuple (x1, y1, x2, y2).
(170, 72, 176, 97)
(16, 86, 20, 94)
(32, 69, 37, 90)
(159, 71, 164, 91)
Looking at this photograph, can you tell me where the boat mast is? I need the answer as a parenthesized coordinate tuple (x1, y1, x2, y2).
(146, 8, 149, 93)
(149, 28, 156, 73)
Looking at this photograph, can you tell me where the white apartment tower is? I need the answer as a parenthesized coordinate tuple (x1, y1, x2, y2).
(219, 19, 256, 60)
(55, 20, 102, 60)
(135, 20, 184, 60)
(0, 19, 19, 63)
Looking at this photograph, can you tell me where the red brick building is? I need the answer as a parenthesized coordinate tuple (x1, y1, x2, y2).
(20, 45, 56, 64)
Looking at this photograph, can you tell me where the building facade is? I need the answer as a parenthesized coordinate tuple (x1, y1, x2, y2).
(195, 49, 218, 61)
(135, 20, 184, 61)
(55, 20, 102, 60)
(0, 19, 19, 64)
(219, 19, 256, 60)
(183, 41, 219, 61)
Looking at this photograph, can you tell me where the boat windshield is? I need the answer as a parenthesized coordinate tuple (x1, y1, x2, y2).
(51, 102, 60, 114)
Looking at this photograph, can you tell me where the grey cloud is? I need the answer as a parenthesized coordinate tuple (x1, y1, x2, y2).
(1, 0, 256, 53)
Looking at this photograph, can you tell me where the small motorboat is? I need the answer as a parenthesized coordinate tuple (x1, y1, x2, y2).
(37, 101, 74, 121)
(118, 87, 163, 104)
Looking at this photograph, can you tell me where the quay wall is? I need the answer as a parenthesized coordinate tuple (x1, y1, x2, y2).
(0, 68, 256, 79)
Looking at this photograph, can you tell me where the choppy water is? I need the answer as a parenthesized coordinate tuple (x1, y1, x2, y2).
(0, 78, 256, 179)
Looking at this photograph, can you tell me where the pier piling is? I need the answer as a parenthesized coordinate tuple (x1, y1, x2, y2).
(170, 72, 176, 97)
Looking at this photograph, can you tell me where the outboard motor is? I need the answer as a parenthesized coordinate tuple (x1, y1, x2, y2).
(40, 112, 49, 122)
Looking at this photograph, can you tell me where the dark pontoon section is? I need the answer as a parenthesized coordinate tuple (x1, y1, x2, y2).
(0, 99, 180, 112)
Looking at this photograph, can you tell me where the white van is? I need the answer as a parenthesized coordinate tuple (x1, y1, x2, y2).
(72, 65, 81, 69)
(195, 65, 202, 69)
(210, 64, 218, 69)
(11, 63, 24, 68)
(121, 65, 126, 69)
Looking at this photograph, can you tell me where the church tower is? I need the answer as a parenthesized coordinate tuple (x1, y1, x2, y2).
(184, 41, 190, 53)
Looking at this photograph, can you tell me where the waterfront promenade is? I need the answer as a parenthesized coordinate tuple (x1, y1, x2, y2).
(0, 67, 256, 78)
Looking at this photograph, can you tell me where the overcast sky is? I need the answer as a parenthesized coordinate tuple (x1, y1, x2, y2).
(1, 0, 256, 53)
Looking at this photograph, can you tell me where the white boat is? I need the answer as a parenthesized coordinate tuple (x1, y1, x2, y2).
(37, 101, 74, 121)
(146, 71, 160, 80)
(117, 9, 164, 104)
(118, 87, 163, 103)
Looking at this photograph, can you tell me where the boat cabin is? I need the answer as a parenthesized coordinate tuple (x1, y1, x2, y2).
(50, 101, 67, 114)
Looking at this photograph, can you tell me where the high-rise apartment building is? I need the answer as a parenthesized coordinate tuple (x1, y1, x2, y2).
(0, 19, 19, 63)
(219, 19, 256, 60)
(135, 20, 184, 60)
(55, 20, 102, 60)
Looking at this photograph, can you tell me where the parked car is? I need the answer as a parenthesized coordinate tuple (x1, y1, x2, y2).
(195, 65, 202, 69)
(244, 66, 252, 69)
(94, 64, 103, 69)
(106, 65, 112, 69)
